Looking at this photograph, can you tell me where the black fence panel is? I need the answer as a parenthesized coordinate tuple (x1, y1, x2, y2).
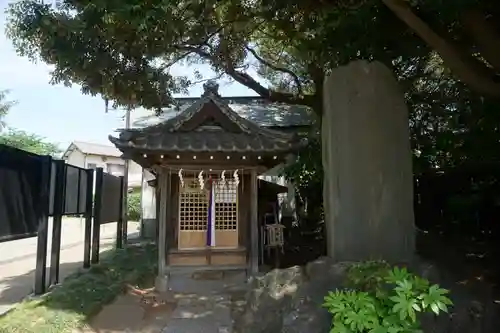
(48, 161, 56, 216)
(0, 143, 100, 293)
(92, 168, 124, 263)
(64, 165, 79, 214)
(100, 172, 123, 224)
(0, 144, 45, 242)
(63, 164, 88, 215)
(78, 170, 88, 213)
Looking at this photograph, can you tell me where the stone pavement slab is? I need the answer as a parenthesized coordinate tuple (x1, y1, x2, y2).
(160, 270, 247, 333)
(162, 317, 231, 333)
(171, 294, 231, 320)
(81, 269, 247, 333)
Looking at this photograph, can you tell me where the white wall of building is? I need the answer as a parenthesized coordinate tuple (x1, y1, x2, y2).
(127, 160, 143, 187)
(260, 162, 296, 221)
(65, 148, 86, 167)
(141, 169, 156, 219)
(64, 150, 142, 187)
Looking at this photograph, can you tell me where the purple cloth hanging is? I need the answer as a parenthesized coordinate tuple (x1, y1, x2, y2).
(206, 177, 215, 246)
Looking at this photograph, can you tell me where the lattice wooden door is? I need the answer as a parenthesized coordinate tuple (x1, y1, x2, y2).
(178, 178, 239, 250)
(178, 179, 208, 249)
(213, 180, 238, 248)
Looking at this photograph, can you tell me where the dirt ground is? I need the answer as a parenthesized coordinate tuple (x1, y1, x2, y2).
(79, 285, 177, 333)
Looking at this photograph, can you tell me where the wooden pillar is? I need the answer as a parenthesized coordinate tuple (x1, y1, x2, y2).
(155, 168, 169, 292)
(249, 169, 259, 275)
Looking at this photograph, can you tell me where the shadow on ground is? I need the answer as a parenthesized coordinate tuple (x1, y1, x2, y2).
(0, 242, 166, 333)
(82, 288, 175, 333)
(0, 227, 141, 313)
(0, 261, 84, 313)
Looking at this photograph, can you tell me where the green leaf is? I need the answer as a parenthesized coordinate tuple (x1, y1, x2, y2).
(0, 128, 61, 156)
(436, 301, 449, 312)
(325, 262, 453, 333)
(331, 322, 350, 333)
(412, 302, 422, 312)
(407, 305, 417, 322)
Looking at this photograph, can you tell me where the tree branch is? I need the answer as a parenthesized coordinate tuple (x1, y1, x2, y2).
(245, 44, 303, 94)
(381, 0, 500, 98)
(173, 44, 316, 107)
(462, 10, 500, 71)
(159, 51, 192, 71)
(189, 72, 225, 85)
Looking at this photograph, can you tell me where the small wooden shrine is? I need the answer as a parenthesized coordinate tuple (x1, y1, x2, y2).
(109, 81, 302, 288)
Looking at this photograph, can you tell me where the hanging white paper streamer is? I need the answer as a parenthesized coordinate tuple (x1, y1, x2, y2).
(198, 170, 205, 190)
(220, 170, 226, 187)
(178, 168, 185, 187)
(233, 169, 239, 187)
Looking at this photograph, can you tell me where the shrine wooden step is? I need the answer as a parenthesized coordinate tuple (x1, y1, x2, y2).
(168, 265, 248, 274)
(168, 247, 246, 267)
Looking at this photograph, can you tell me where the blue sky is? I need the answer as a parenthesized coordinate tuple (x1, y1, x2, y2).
(0, 1, 260, 151)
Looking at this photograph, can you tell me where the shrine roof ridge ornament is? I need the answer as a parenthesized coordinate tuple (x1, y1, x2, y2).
(202, 80, 220, 96)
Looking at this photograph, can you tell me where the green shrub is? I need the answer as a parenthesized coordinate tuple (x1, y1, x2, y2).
(127, 190, 141, 221)
(323, 260, 453, 333)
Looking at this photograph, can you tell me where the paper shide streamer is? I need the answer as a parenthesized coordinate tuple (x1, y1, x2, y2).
(220, 170, 226, 187)
(178, 168, 185, 187)
(233, 169, 239, 186)
(198, 170, 204, 190)
(174, 168, 244, 190)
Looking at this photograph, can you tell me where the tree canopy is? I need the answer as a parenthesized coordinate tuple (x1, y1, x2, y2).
(6, 0, 499, 116)
(0, 90, 15, 131)
(6, 0, 500, 169)
(0, 90, 61, 156)
(4, 0, 429, 113)
(268, 0, 500, 98)
(6, 0, 500, 176)
(0, 128, 62, 156)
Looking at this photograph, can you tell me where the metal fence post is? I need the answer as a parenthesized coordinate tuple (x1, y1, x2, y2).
(49, 160, 66, 286)
(34, 155, 52, 295)
(83, 168, 94, 268)
(91, 167, 103, 264)
(116, 176, 124, 249)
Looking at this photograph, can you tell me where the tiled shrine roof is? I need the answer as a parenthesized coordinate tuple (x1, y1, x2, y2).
(109, 81, 313, 154)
